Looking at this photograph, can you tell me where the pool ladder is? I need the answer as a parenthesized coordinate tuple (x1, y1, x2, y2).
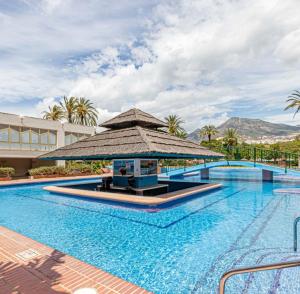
(219, 216, 300, 294)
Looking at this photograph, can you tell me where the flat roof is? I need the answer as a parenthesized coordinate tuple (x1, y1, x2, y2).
(0, 111, 95, 134)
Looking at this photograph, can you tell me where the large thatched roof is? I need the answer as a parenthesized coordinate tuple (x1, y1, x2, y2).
(40, 109, 223, 160)
(100, 108, 167, 129)
(40, 126, 222, 160)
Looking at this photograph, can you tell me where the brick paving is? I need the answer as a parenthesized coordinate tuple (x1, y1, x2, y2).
(0, 226, 150, 294)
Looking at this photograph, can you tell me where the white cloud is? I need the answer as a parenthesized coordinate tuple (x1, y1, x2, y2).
(95, 107, 120, 132)
(39, 0, 70, 14)
(1, 0, 300, 131)
(0, 0, 157, 101)
(97, 107, 120, 124)
(35, 97, 59, 116)
(67, 0, 300, 130)
(275, 29, 300, 65)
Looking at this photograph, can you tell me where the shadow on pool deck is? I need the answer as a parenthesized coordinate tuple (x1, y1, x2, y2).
(0, 249, 67, 293)
(0, 226, 150, 294)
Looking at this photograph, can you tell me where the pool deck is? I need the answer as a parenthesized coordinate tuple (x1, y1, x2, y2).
(0, 174, 111, 187)
(44, 183, 222, 206)
(0, 226, 150, 294)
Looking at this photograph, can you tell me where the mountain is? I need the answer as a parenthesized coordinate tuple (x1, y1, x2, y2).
(188, 117, 300, 142)
(188, 128, 202, 142)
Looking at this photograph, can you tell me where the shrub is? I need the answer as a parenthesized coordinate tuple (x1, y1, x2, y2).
(67, 161, 105, 175)
(28, 166, 67, 176)
(66, 162, 92, 174)
(0, 167, 15, 177)
(28, 163, 103, 177)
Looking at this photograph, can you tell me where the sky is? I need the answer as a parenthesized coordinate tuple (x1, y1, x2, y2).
(1, 0, 300, 132)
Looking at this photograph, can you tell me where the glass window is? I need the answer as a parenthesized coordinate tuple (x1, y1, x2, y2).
(140, 160, 158, 175)
(65, 133, 78, 145)
(30, 144, 40, 151)
(0, 128, 8, 142)
(49, 132, 56, 145)
(21, 130, 30, 143)
(40, 132, 48, 144)
(10, 143, 21, 149)
(113, 160, 134, 176)
(31, 131, 39, 144)
(70, 134, 77, 144)
(0, 142, 9, 149)
(39, 145, 48, 151)
(21, 144, 30, 150)
(10, 128, 20, 143)
(65, 134, 71, 145)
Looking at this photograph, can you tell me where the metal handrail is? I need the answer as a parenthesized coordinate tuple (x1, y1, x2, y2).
(219, 259, 300, 294)
(294, 217, 300, 252)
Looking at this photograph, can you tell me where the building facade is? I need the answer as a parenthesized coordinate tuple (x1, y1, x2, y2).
(0, 112, 95, 177)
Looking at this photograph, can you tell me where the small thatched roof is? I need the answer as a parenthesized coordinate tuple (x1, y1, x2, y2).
(99, 108, 167, 129)
(40, 126, 223, 160)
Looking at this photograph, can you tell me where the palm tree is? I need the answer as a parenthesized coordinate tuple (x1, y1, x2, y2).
(223, 128, 238, 148)
(165, 114, 184, 136)
(59, 96, 78, 123)
(285, 90, 300, 117)
(42, 105, 64, 121)
(176, 129, 188, 139)
(75, 97, 98, 126)
(200, 125, 218, 142)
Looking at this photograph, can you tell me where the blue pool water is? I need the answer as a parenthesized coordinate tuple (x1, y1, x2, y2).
(1, 168, 300, 293)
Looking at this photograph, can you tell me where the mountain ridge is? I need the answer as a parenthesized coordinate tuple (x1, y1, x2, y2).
(188, 117, 300, 142)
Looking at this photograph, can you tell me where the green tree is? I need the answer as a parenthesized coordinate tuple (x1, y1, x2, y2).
(60, 96, 78, 123)
(285, 90, 300, 117)
(223, 128, 238, 148)
(200, 125, 218, 142)
(75, 97, 98, 126)
(165, 114, 184, 136)
(42, 105, 64, 121)
(176, 129, 188, 139)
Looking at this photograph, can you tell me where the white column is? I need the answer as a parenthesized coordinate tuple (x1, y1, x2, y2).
(56, 123, 66, 167)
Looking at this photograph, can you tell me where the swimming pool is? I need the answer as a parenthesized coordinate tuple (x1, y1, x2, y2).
(1, 168, 300, 293)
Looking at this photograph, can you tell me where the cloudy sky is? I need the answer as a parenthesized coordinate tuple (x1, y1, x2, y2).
(1, 0, 300, 131)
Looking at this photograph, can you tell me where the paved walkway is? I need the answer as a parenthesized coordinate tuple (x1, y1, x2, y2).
(0, 226, 150, 294)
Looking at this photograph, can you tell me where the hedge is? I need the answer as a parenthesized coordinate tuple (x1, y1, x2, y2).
(28, 166, 67, 176)
(0, 167, 15, 177)
(28, 163, 104, 176)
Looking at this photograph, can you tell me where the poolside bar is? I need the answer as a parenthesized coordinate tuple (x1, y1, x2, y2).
(40, 108, 223, 199)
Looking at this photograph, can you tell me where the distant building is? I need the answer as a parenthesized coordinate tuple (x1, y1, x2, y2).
(0, 112, 95, 177)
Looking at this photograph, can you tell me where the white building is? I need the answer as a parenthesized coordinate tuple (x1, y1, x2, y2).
(0, 112, 95, 177)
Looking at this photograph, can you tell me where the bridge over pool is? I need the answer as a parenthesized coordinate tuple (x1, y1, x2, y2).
(160, 160, 300, 180)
